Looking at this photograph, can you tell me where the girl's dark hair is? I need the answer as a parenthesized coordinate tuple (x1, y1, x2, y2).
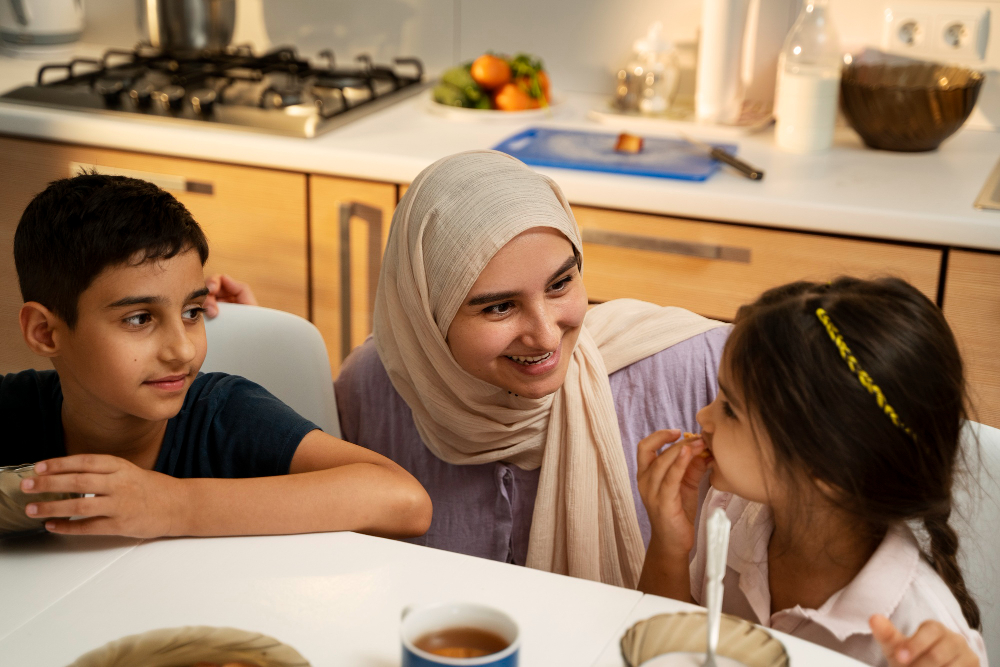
(726, 276, 980, 630)
(14, 173, 209, 328)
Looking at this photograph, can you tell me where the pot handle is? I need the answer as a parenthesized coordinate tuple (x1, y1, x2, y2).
(9, 0, 29, 26)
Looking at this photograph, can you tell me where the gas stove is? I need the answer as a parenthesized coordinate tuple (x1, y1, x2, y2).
(0, 46, 425, 138)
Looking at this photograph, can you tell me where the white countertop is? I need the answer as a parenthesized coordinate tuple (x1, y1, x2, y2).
(0, 531, 864, 666)
(2, 45, 1000, 252)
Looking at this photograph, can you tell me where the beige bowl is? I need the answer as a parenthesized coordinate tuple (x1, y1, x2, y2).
(0, 463, 78, 536)
(620, 612, 788, 667)
(69, 626, 311, 667)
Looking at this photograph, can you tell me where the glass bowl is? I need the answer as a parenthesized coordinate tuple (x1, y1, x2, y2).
(620, 611, 788, 667)
(840, 61, 984, 152)
(0, 463, 77, 537)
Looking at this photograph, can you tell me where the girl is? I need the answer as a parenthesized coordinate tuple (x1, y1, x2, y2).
(637, 277, 987, 665)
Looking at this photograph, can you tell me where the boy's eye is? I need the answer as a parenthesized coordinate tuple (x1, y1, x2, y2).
(183, 306, 206, 322)
(123, 313, 152, 327)
(722, 400, 737, 420)
(482, 301, 514, 316)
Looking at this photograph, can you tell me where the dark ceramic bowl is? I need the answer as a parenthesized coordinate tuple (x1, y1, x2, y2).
(840, 61, 984, 152)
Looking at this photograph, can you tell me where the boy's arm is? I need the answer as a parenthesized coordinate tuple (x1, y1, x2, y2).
(20, 431, 433, 539)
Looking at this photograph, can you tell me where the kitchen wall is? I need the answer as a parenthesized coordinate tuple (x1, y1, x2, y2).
(83, 0, 1000, 126)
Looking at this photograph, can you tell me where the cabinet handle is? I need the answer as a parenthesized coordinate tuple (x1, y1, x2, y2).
(339, 201, 383, 360)
(581, 228, 751, 263)
(70, 162, 213, 194)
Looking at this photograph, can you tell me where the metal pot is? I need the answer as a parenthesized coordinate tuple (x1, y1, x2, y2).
(138, 0, 235, 52)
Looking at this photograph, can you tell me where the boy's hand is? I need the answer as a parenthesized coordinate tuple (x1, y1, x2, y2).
(20, 455, 185, 538)
(204, 274, 258, 318)
(636, 429, 708, 559)
(871, 615, 980, 667)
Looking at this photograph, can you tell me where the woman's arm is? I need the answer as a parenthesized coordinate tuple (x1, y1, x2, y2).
(204, 274, 258, 318)
(22, 432, 433, 539)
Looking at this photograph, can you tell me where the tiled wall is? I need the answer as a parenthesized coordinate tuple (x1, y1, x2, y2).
(84, 0, 1000, 125)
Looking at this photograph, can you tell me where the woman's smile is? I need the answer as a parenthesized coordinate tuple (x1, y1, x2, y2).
(503, 345, 560, 376)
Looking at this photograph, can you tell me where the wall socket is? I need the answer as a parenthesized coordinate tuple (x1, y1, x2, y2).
(882, 1, 991, 62)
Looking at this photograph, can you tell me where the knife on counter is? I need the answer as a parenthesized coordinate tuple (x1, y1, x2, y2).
(680, 133, 765, 181)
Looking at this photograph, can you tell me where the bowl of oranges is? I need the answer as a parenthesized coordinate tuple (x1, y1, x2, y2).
(430, 52, 556, 120)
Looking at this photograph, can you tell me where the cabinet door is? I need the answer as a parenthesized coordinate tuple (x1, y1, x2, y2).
(0, 136, 308, 374)
(943, 250, 1000, 429)
(310, 175, 396, 373)
(574, 206, 943, 320)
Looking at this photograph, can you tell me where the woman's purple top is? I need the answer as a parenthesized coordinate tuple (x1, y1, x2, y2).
(335, 327, 729, 564)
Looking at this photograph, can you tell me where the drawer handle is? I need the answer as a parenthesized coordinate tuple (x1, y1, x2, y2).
(339, 201, 383, 360)
(581, 228, 751, 263)
(70, 162, 214, 195)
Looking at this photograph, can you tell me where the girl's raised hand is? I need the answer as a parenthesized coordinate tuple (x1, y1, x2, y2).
(870, 615, 980, 667)
(636, 429, 709, 559)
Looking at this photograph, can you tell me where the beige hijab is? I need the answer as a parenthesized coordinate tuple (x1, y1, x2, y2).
(374, 150, 724, 587)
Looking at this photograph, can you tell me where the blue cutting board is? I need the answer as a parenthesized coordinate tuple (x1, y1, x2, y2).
(493, 127, 735, 181)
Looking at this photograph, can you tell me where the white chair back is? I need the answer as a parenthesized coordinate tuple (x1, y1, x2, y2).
(954, 421, 1000, 657)
(202, 303, 341, 438)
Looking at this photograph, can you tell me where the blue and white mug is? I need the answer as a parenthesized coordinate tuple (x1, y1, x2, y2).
(401, 602, 520, 667)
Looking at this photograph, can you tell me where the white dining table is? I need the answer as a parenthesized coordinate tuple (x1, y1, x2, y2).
(0, 531, 869, 666)
(0, 532, 141, 643)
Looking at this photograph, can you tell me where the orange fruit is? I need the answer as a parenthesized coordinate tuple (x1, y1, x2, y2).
(493, 82, 536, 111)
(470, 55, 511, 90)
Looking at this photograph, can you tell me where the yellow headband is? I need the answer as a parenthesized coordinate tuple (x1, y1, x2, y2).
(815, 308, 916, 441)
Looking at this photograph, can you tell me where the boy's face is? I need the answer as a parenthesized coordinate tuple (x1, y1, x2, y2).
(53, 248, 209, 423)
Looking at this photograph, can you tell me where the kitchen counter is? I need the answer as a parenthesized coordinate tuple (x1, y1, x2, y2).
(2, 45, 1000, 251)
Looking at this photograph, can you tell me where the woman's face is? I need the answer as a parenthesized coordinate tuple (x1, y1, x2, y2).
(446, 227, 588, 399)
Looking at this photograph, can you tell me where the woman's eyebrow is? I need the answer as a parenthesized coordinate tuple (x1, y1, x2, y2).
(467, 290, 520, 307)
(547, 256, 579, 284)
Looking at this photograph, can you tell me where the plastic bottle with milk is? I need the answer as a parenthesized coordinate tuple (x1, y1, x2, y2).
(774, 0, 842, 153)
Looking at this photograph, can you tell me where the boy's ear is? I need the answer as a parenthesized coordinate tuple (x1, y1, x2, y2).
(19, 302, 64, 358)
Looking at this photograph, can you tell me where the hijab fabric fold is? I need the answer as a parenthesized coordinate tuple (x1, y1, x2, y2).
(374, 150, 725, 587)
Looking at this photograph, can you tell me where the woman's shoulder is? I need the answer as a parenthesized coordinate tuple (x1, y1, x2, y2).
(609, 325, 729, 385)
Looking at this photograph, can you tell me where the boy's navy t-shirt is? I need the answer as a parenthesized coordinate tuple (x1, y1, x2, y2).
(0, 370, 318, 477)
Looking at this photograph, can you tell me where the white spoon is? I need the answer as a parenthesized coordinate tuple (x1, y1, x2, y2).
(704, 507, 732, 667)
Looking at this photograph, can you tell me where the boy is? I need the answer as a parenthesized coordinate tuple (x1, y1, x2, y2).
(1, 173, 432, 539)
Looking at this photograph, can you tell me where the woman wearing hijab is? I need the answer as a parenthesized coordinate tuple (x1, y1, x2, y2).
(334, 150, 728, 588)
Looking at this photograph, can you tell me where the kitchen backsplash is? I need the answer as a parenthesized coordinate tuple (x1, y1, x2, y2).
(84, 0, 999, 128)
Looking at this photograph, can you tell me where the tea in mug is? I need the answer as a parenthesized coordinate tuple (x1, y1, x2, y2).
(414, 626, 509, 658)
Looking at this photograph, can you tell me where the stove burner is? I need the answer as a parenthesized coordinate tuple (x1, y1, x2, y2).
(1, 46, 425, 138)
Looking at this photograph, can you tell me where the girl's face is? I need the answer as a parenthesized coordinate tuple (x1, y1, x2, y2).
(696, 357, 781, 505)
(446, 227, 588, 399)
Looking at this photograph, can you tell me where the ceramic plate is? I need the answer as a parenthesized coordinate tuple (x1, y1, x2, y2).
(423, 93, 563, 123)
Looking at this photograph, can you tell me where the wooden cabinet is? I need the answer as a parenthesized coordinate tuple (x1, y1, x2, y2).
(309, 175, 397, 373)
(0, 136, 308, 374)
(574, 206, 943, 321)
(944, 250, 1000, 428)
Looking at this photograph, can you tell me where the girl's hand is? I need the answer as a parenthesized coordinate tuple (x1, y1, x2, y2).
(637, 429, 709, 559)
(204, 274, 258, 318)
(871, 615, 980, 667)
(20, 455, 186, 538)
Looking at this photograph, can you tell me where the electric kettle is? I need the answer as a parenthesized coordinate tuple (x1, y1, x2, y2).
(0, 0, 84, 50)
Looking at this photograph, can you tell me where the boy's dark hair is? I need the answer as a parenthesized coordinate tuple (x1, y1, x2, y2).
(14, 173, 209, 328)
(726, 276, 981, 630)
